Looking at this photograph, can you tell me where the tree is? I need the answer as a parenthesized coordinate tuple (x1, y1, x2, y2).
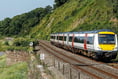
(54, 0, 69, 8)
(0, 6, 53, 36)
(45, 5, 52, 14)
(0, 18, 11, 35)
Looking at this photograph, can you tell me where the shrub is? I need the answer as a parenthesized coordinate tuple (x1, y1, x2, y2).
(13, 38, 31, 47)
(4, 41, 9, 46)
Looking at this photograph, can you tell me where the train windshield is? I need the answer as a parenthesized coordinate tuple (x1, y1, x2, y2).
(98, 34, 115, 44)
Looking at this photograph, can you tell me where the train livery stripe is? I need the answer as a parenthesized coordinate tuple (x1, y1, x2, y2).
(99, 32, 115, 34)
(84, 33, 87, 50)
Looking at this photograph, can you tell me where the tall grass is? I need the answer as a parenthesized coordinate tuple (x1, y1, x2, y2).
(0, 55, 28, 79)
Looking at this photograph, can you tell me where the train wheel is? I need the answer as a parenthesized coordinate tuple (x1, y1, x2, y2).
(72, 48, 75, 54)
(87, 52, 92, 57)
(92, 53, 99, 60)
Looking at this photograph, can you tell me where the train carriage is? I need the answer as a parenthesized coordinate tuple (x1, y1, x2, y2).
(50, 29, 118, 60)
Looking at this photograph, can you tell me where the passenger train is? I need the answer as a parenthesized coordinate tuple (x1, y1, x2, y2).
(50, 29, 118, 60)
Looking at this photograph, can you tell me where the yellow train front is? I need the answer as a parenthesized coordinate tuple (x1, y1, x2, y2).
(93, 30, 118, 60)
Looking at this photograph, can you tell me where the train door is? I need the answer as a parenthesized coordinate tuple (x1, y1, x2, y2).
(84, 33, 87, 50)
(66, 34, 69, 46)
(86, 34, 94, 51)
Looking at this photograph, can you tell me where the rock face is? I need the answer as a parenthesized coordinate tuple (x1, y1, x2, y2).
(6, 51, 29, 65)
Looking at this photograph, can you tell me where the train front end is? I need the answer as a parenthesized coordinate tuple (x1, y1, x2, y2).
(95, 31, 118, 59)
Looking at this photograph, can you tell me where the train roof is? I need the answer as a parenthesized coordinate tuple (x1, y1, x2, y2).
(51, 29, 114, 34)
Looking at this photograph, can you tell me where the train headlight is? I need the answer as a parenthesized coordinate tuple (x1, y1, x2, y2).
(97, 47, 102, 50)
(114, 47, 118, 50)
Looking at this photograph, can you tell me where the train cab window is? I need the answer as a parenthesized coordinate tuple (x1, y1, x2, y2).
(98, 34, 115, 44)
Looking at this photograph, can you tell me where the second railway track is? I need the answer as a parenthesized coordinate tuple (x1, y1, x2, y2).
(39, 40, 118, 79)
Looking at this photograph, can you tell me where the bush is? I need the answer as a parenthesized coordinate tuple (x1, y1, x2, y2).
(13, 38, 31, 47)
(4, 41, 9, 46)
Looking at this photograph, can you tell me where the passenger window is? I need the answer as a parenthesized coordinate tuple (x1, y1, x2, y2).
(74, 36, 84, 43)
(87, 37, 93, 44)
(69, 37, 72, 42)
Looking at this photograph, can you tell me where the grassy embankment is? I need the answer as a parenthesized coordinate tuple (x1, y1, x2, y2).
(31, 0, 118, 40)
(0, 55, 28, 79)
(0, 37, 37, 79)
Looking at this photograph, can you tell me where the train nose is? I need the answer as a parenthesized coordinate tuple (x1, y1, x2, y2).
(104, 52, 117, 59)
(99, 44, 115, 51)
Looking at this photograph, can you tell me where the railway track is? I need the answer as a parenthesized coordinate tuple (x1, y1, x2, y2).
(108, 63, 118, 69)
(39, 40, 118, 79)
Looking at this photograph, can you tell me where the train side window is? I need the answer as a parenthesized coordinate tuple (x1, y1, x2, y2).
(79, 37, 84, 43)
(74, 36, 84, 43)
(51, 36, 52, 39)
(57, 36, 59, 40)
(74, 36, 80, 42)
(59, 36, 63, 40)
(51, 36, 54, 39)
(69, 36, 72, 42)
(64, 36, 66, 41)
(87, 37, 93, 44)
(61, 36, 63, 40)
(53, 36, 55, 39)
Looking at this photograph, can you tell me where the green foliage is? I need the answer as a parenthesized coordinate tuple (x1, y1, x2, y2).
(72, 21, 114, 31)
(0, 6, 52, 36)
(7, 46, 29, 51)
(0, 40, 8, 51)
(13, 37, 38, 47)
(0, 37, 39, 51)
(7, 37, 39, 51)
(54, 0, 69, 8)
(13, 38, 30, 47)
(30, 0, 118, 40)
(112, 0, 118, 18)
(3, 41, 9, 46)
(0, 55, 6, 69)
(0, 61, 28, 79)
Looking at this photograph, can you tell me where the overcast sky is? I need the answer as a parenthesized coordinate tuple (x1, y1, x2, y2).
(0, 0, 54, 20)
